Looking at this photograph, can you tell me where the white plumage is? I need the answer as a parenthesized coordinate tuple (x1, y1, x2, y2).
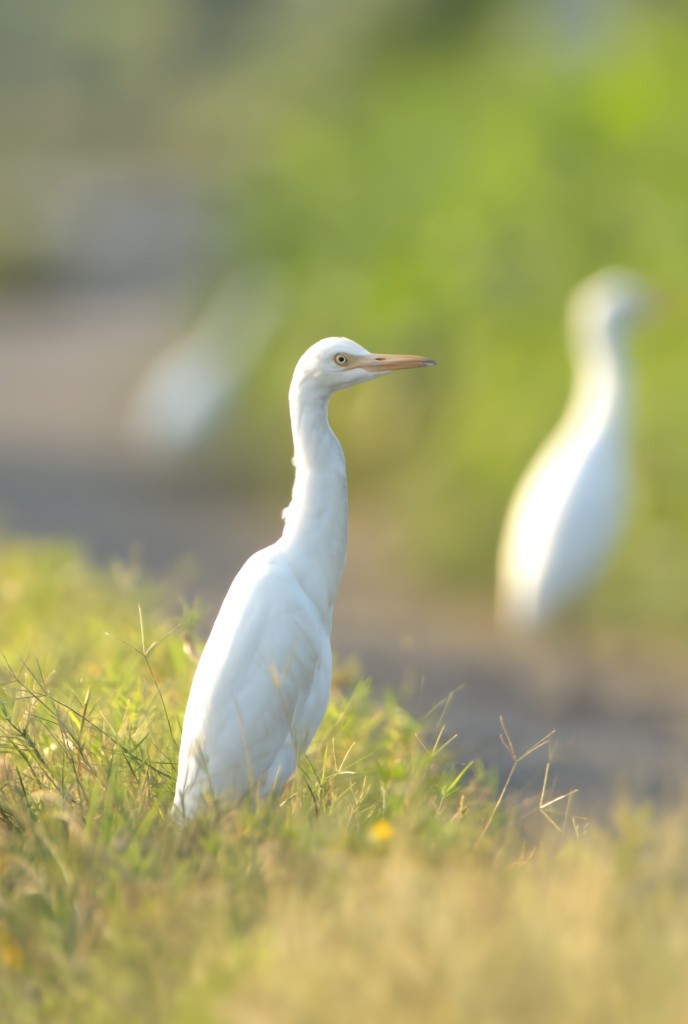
(174, 337, 435, 815)
(495, 267, 648, 630)
(124, 269, 282, 462)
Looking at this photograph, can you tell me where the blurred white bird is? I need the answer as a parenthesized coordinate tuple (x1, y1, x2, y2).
(495, 267, 649, 631)
(174, 337, 435, 815)
(123, 268, 283, 463)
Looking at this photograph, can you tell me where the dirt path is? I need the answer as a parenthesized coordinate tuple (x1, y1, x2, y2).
(1, 285, 686, 821)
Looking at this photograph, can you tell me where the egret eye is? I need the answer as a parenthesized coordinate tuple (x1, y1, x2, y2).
(334, 353, 349, 366)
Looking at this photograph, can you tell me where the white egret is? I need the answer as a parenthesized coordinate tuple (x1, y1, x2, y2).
(174, 337, 435, 815)
(123, 268, 282, 463)
(495, 267, 649, 630)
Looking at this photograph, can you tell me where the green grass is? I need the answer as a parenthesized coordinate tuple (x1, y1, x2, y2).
(2, 540, 688, 1023)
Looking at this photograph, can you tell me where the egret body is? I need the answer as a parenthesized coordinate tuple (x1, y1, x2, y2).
(495, 268, 648, 630)
(124, 269, 282, 462)
(174, 338, 435, 815)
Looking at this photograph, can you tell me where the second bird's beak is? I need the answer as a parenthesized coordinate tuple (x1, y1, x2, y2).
(359, 353, 436, 372)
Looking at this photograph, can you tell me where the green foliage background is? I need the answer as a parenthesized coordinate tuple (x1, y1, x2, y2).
(2, 0, 688, 629)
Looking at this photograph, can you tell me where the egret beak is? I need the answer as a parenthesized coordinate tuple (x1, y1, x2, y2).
(358, 353, 436, 372)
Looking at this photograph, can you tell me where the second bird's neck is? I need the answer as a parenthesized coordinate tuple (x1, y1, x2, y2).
(568, 327, 629, 435)
(280, 384, 348, 615)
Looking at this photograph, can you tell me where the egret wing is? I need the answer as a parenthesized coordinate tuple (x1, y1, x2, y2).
(536, 431, 627, 617)
(175, 548, 330, 811)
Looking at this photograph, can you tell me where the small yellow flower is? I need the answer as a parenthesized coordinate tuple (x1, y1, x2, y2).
(0, 929, 24, 971)
(368, 819, 395, 844)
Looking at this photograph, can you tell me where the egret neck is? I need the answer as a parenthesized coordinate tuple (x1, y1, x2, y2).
(565, 321, 630, 441)
(280, 376, 348, 616)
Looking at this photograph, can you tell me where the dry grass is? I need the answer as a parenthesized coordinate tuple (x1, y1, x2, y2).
(1, 540, 688, 1023)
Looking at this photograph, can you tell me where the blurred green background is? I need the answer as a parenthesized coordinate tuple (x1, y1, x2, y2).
(1, 0, 687, 632)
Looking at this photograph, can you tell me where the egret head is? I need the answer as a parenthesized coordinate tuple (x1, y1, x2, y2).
(292, 337, 436, 396)
(565, 267, 650, 356)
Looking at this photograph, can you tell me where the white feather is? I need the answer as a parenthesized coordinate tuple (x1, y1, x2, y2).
(495, 267, 649, 630)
